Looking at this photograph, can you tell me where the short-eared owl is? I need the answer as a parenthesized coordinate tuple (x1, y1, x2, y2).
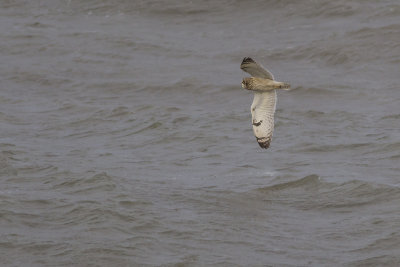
(240, 57, 290, 149)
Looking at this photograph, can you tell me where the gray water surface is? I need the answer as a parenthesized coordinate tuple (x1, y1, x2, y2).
(1, 0, 400, 266)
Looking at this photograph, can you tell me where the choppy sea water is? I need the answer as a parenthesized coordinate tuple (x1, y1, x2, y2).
(1, 0, 400, 266)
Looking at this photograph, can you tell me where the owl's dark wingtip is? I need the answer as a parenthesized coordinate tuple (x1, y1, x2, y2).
(242, 57, 255, 64)
(256, 137, 271, 149)
(258, 141, 270, 149)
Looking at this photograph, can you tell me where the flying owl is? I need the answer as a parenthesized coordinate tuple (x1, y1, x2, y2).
(240, 57, 290, 149)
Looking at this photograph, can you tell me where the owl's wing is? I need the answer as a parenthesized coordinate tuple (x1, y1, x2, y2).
(250, 91, 276, 149)
(240, 57, 274, 80)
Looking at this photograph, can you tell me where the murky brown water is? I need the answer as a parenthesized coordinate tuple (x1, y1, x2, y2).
(1, 0, 400, 266)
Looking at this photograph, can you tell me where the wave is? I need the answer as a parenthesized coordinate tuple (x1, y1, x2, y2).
(255, 175, 400, 210)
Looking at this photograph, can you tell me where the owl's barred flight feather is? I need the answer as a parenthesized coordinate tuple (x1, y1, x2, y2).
(240, 57, 290, 149)
(240, 57, 274, 80)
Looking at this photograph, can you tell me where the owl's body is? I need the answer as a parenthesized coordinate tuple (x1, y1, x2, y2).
(242, 77, 290, 91)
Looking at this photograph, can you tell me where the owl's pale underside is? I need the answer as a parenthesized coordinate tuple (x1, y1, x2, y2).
(240, 57, 290, 149)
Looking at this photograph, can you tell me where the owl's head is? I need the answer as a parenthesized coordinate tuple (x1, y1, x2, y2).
(241, 78, 251, 90)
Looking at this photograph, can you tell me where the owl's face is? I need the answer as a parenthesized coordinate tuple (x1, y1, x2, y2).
(241, 78, 252, 90)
